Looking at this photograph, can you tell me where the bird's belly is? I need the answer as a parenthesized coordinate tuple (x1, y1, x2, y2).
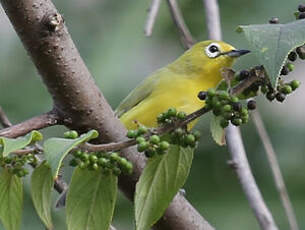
(120, 89, 204, 130)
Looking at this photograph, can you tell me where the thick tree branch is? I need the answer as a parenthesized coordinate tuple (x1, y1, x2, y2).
(251, 110, 299, 230)
(166, 0, 195, 49)
(0, 1, 211, 229)
(0, 106, 12, 128)
(144, 0, 162, 37)
(0, 111, 60, 138)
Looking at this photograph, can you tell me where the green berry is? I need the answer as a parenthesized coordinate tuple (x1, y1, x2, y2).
(193, 131, 201, 140)
(286, 63, 294, 72)
(175, 128, 184, 136)
(242, 117, 249, 124)
(125, 162, 133, 174)
(79, 162, 86, 169)
(167, 108, 177, 117)
(231, 118, 242, 126)
(230, 96, 239, 103)
(70, 130, 79, 139)
(74, 150, 82, 158)
(89, 155, 98, 163)
(157, 114, 165, 123)
(290, 80, 300, 90)
(207, 88, 216, 97)
(127, 130, 137, 138)
(150, 135, 160, 144)
(110, 152, 120, 162)
(159, 141, 170, 151)
(261, 85, 269, 94)
(222, 104, 232, 113)
(185, 134, 196, 145)
(80, 153, 89, 161)
(177, 111, 186, 119)
(281, 85, 292, 94)
(136, 136, 146, 144)
(92, 163, 99, 170)
(241, 108, 248, 117)
(138, 126, 148, 135)
(220, 119, 229, 128)
(98, 158, 109, 167)
(137, 141, 149, 152)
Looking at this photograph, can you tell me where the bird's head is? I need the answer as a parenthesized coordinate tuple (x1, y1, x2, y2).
(171, 40, 250, 77)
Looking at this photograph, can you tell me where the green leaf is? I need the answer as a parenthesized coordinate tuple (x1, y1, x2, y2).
(44, 130, 98, 179)
(237, 20, 305, 86)
(0, 130, 43, 157)
(0, 169, 23, 230)
(210, 115, 226, 146)
(135, 145, 193, 230)
(66, 168, 117, 230)
(31, 162, 54, 230)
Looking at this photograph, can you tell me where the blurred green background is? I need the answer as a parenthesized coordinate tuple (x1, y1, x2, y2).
(1, 0, 305, 229)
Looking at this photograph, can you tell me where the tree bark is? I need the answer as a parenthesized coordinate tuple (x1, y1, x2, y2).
(0, 0, 213, 229)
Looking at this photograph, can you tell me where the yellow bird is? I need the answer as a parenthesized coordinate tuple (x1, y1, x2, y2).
(116, 40, 249, 129)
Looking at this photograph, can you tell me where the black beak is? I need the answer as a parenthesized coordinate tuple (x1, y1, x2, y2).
(225, 49, 251, 57)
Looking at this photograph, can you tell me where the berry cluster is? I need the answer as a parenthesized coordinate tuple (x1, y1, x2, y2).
(169, 128, 201, 148)
(127, 108, 201, 158)
(69, 150, 133, 176)
(200, 89, 254, 128)
(0, 153, 37, 177)
(127, 126, 171, 157)
(157, 108, 187, 124)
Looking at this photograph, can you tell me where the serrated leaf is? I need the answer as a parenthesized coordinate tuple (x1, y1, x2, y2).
(0, 169, 23, 230)
(135, 145, 193, 230)
(31, 162, 53, 230)
(66, 168, 117, 230)
(44, 130, 98, 179)
(237, 20, 305, 86)
(0, 130, 43, 157)
(210, 115, 226, 146)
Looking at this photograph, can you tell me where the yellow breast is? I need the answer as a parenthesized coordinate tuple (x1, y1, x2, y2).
(119, 72, 222, 130)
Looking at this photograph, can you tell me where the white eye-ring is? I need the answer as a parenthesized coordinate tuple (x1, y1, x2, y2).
(205, 43, 221, 58)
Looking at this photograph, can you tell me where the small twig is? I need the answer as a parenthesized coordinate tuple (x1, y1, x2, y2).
(144, 0, 162, 36)
(226, 126, 278, 230)
(202, 0, 222, 40)
(166, 0, 195, 49)
(251, 109, 299, 230)
(0, 110, 60, 138)
(0, 106, 12, 128)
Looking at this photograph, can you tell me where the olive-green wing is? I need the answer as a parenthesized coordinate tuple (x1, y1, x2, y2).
(115, 69, 164, 118)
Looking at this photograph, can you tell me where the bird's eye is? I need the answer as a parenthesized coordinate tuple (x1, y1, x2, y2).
(205, 43, 221, 58)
